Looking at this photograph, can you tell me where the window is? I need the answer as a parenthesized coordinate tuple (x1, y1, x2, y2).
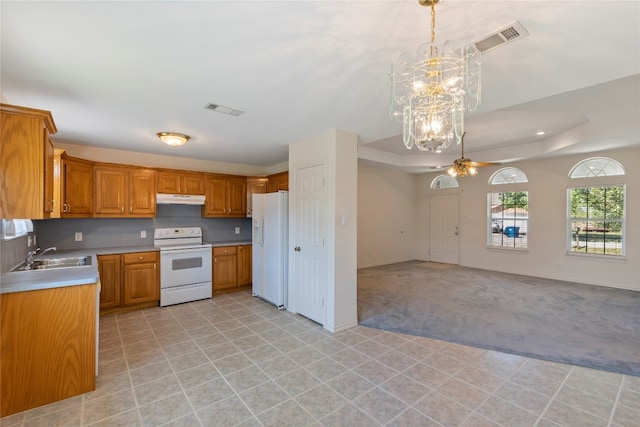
(568, 157, 625, 257)
(490, 167, 528, 184)
(568, 186, 625, 256)
(488, 168, 528, 249)
(488, 191, 528, 249)
(569, 157, 624, 178)
(431, 175, 459, 189)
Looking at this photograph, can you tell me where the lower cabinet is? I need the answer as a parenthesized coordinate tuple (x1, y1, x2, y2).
(0, 284, 96, 417)
(98, 251, 159, 314)
(213, 244, 252, 294)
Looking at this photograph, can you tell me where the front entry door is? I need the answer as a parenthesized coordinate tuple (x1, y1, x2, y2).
(429, 194, 459, 264)
(293, 163, 326, 325)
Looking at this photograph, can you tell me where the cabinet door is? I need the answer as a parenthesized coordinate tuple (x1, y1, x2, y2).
(95, 168, 127, 215)
(203, 177, 227, 216)
(63, 158, 94, 216)
(123, 262, 158, 305)
(246, 178, 267, 217)
(237, 245, 252, 286)
(129, 169, 156, 215)
(43, 132, 55, 215)
(213, 247, 237, 291)
(227, 178, 247, 217)
(157, 172, 182, 194)
(98, 254, 121, 311)
(182, 173, 204, 195)
(267, 172, 288, 193)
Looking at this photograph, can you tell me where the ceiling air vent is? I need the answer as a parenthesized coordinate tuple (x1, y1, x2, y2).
(474, 21, 529, 53)
(204, 103, 244, 117)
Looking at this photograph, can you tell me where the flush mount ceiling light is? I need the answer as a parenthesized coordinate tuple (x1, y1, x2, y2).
(389, 0, 481, 152)
(157, 132, 190, 147)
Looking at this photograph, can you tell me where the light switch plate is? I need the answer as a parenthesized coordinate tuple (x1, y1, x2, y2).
(141, 230, 146, 239)
(235, 227, 240, 234)
(75, 232, 83, 242)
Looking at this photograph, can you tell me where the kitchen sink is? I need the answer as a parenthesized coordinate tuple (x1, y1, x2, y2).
(12, 256, 92, 272)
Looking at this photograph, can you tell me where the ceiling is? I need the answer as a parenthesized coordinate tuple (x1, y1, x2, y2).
(2, 1, 639, 173)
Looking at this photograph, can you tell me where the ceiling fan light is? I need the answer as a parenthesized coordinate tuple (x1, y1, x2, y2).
(157, 132, 190, 147)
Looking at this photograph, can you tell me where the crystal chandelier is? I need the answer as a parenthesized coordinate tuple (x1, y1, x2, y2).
(389, 0, 481, 152)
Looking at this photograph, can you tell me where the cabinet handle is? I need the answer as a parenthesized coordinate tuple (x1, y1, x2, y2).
(139, 256, 143, 260)
(68, 204, 71, 213)
(154, 263, 156, 270)
(121, 207, 124, 213)
(130, 206, 133, 213)
(63, 203, 68, 213)
(214, 258, 217, 264)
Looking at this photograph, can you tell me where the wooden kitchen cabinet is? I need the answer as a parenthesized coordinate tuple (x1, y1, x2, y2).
(237, 244, 252, 287)
(1, 283, 96, 417)
(202, 174, 247, 218)
(246, 177, 268, 217)
(95, 166, 156, 217)
(122, 251, 159, 306)
(61, 155, 94, 217)
(0, 103, 57, 219)
(98, 251, 159, 314)
(213, 245, 252, 294)
(157, 171, 204, 195)
(98, 254, 121, 312)
(267, 171, 288, 193)
(213, 246, 238, 293)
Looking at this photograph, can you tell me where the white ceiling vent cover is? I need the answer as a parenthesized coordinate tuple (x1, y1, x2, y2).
(474, 21, 529, 53)
(204, 103, 244, 117)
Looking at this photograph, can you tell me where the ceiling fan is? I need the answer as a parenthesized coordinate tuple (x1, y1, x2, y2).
(446, 133, 500, 178)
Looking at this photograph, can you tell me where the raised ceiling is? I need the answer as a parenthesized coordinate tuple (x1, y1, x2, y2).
(1, 1, 639, 172)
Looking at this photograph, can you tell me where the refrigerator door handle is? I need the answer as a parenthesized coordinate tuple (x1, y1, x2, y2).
(260, 217, 265, 246)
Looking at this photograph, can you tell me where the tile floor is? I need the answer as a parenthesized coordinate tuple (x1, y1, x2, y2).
(2, 291, 638, 427)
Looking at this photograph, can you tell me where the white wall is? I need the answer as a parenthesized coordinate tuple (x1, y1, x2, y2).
(357, 161, 421, 268)
(416, 146, 640, 291)
(289, 129, 358, 332)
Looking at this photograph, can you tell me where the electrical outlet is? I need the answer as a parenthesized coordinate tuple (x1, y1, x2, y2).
(141, 230, 146, 239)
(75, 232, 83, 242)
(235, 227, 240, 234)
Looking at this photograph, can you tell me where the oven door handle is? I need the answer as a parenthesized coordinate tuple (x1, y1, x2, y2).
(161, 247, 211, 256)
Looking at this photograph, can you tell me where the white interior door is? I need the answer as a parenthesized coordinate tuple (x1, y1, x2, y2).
(429, 194, 459, 264)
(293, 163, 326, 325)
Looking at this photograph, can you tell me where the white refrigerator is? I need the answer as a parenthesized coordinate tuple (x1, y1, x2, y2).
(252, 191, 288, 308)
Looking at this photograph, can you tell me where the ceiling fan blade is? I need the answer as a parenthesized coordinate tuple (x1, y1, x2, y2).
(471, 161, 501, 167)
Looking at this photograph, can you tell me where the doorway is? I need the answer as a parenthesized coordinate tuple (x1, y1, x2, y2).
(429, 194, 459, 264)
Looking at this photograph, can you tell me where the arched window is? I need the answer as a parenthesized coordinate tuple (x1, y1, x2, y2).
(568, 157, 625, 257)
(489, 167, 528, 184)
(431, 175, 459, 189)
(488, 167, 528, 250)
(569, 157, 625, 178)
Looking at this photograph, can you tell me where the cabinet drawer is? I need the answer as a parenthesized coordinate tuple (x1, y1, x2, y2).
(213, 246, 237, 256)
(122, 251, 158, 264)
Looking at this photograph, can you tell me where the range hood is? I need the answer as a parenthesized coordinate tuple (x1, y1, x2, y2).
(156, 194, 205, 205)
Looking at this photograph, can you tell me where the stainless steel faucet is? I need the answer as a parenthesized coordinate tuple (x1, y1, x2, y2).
(25, 246, 57, 269)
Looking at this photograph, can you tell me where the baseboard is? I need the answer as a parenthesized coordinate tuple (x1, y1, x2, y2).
(324, 320, 358, 333)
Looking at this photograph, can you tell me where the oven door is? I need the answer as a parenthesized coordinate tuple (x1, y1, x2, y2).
(160, 246, 212, 288)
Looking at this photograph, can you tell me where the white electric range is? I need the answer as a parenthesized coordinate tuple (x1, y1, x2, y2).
(154, 227, 212, 307)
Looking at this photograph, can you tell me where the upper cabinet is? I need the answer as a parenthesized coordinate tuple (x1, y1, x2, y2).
(267, 171, 288, 193)
(61, 156, 94, 218)
(246, 177, 268, 217)
(0, 103, 57, 219)
(202, 174, 247, 218)
(95, 166, 156, 217)
(157, 171, 204, 195)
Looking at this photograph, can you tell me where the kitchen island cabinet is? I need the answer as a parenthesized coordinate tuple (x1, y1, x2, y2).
(0, 103, 57, 219)
(0, 283, 96, 417)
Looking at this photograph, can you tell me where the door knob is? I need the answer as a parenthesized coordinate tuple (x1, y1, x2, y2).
(294, 246, 301, 252)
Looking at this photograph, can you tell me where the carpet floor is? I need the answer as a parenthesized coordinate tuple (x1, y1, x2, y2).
(357, 261, 640, 377)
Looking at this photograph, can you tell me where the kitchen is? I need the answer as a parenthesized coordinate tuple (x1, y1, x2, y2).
(0, 103, 292, 417)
